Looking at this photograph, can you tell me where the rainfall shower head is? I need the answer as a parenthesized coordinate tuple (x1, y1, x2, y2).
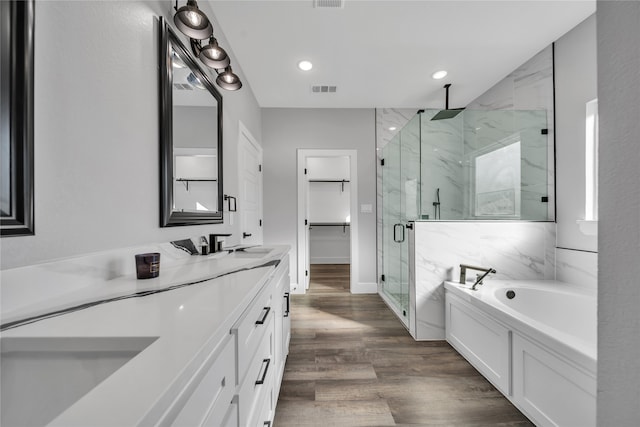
(431, 84, 465, 121)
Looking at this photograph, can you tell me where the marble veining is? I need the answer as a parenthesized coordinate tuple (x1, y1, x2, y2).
(1, 258, 280, 332)
(413, 221, 556, 340)
(0, 243, 287, 328)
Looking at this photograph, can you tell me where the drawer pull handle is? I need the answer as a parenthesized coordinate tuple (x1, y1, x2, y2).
(284, 292, 290, 317)
(264, 422, 271, 427)
(256, 306, 271, 325)
(256, 358, 271, 385)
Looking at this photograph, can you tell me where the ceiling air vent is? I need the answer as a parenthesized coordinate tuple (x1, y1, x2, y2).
(313, 0, 344, 8)
(311, 85, 337, 93)
(173, 83, 194, 91)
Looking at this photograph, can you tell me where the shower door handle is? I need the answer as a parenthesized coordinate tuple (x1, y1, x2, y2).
(393, 223, 405, 243)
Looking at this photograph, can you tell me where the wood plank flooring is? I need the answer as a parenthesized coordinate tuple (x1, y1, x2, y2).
(274, 264, 534, 427)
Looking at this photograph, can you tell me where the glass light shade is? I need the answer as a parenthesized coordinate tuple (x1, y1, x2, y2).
(171, 51, 186, 69)
(200, 37, 230, 69)
(216, 67, 242, 91)
(174, 0, 213, 40)
(187, 72, 206, 90)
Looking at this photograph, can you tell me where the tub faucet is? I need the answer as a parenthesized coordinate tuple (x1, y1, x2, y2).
(459, 264, 496, 290)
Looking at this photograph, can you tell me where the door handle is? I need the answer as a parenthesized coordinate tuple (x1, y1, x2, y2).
(243, 232, 252, 238)
(284, 292, 290, 317)
(393, 223, 405, 243)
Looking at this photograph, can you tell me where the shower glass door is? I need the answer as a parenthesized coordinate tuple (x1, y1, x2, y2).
(381, 115, 420, 327)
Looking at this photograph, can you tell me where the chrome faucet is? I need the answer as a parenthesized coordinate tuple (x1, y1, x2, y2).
(459, 264, 496, 290)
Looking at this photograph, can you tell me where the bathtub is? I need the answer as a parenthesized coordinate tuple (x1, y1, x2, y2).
(444, 279, 597, 427)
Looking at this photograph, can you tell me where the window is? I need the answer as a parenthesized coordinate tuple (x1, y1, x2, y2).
(585, 99, 598, 221)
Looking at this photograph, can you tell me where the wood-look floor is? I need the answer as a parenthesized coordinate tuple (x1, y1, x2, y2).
(274, 264, 534, 427)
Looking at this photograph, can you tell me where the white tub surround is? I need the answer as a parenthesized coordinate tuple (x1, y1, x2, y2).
(412, 221, 556, 340)
(555, 247, 598, 289)
(445, 279, 596, 427)
(0, 245, 291, 427)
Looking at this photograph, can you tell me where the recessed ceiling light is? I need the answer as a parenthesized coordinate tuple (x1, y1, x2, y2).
(298, 60, 313, 71)
(388, 126, 397, 131)
(432, 70, 448, 80)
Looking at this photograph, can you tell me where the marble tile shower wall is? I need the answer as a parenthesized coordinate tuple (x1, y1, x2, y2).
(412, 221, 556, 340)
(420, 111, 464, 220)
(462, 109, 549, 220)
(466, 45, 555, 220)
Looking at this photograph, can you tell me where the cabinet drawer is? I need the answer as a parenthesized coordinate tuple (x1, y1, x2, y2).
(172, 336, 236, 427)
(232, 281, 274, 384)
(238, 313, 274, 427)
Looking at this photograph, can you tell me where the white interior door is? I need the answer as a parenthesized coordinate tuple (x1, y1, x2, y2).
(238, 123, 263, 245)
(305, 176, 310, 290)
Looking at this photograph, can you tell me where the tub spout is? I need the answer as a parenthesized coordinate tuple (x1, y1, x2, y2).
(459, 264, 496, 290)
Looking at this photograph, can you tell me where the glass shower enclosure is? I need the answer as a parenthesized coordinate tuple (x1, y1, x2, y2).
(380, 108, 550, 329)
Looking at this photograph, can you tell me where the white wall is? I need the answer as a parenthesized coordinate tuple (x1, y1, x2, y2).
(262, 108, 376, 288)
(555, 14, 598, 252)
(1, 1, 262, 270)
(597, 1, 640, 424)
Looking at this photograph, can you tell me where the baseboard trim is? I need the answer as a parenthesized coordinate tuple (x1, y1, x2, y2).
(352, 282, 377, 294)
(310, 257, 350, 264)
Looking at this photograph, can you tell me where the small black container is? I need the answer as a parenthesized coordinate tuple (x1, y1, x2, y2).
(135, 253, 160, 279)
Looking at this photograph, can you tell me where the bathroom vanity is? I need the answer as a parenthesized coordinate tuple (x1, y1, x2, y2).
(0, 245, 290, 427)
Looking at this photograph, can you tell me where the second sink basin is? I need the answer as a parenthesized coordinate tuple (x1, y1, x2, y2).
(1, 336, 158, 427)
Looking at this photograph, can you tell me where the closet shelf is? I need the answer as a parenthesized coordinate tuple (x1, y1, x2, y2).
(175, 178, 217, 191)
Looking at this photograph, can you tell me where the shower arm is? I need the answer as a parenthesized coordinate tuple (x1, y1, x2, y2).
(444, 83, 451, 109)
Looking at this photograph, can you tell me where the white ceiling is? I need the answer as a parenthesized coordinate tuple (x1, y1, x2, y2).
(208, 0, 595, 109)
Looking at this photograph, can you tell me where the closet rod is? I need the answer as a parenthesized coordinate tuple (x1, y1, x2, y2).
(309, 222, 350, 232)
(308, 179, 350, 192)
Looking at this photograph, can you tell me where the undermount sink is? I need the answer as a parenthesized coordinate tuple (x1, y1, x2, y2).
(224, 247, 273, 259)
(1, 336, 158, 427)
(230, 251, 269, 259)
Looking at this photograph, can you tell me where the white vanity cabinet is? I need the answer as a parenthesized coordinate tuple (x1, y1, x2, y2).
(165, 257, 290, 427)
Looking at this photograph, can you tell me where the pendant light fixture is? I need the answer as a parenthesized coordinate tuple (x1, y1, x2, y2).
(174, 0, 212, 40)
(216, 66, 242, 91)
(173, 0, 242, 91)
(200, 36, 230, 69)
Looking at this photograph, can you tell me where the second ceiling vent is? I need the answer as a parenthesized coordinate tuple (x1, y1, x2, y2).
(311, 85, 337, 93)
(313, 0, 344, 8)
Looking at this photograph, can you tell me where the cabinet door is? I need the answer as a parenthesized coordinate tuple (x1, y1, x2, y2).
(445, 294, 511, 394)
(512, 333, 596, 427)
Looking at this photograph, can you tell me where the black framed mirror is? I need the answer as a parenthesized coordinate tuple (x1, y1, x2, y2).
(1, 0, 35, 237)
(159, 17, 223, 227)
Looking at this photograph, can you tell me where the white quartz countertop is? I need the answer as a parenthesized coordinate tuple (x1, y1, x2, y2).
(0, 245, 289, 427)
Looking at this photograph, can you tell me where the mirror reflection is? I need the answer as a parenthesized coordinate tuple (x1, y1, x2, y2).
(159, 19, 223, 227)
(171, 47, 219, 213)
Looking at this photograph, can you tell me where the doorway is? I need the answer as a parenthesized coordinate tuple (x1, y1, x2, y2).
(238, 121, 263, 245)
(297, 149, 358, 294)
